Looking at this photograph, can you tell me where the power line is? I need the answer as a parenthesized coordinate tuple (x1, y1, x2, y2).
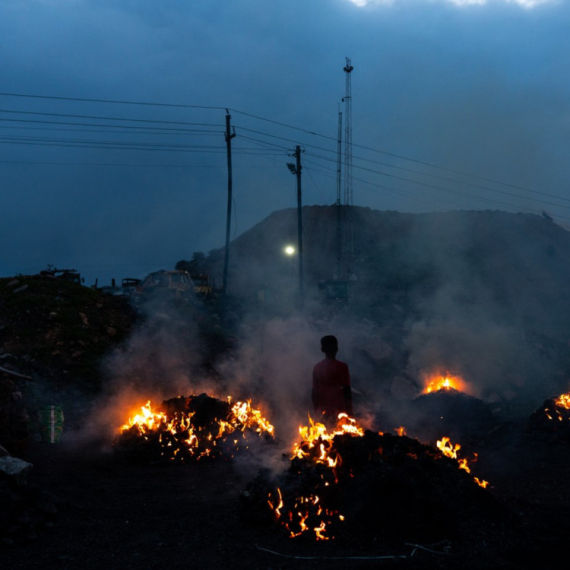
(304, 151, 570, 220)
(304, 150, 570, 212)
(2, 91, 567, 206)
(0, 92, 225, 111)
(0, 108, 222, 128)
(237, 124, 570, 207)
(0, 116, 223, 134)
(2, 91, 569, 217)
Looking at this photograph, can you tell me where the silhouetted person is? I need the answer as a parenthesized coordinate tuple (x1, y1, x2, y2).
(312, 335, 353, 422)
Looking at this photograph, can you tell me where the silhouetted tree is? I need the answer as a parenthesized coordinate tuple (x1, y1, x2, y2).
(176, 252, 207, 276)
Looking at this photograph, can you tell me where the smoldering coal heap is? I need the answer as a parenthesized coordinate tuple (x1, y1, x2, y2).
(242, 416, 507, 546)
(114, 393, 275, 464)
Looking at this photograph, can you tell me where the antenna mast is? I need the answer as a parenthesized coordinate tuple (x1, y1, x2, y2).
(336, 107, 342, 280)
(343, 57, 354, 208)
(343, 57, 354, 274)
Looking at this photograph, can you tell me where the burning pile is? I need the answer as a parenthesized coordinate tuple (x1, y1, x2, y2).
(242, 415, 501, 544)
(407, 376, 494, 443)
(114, 393, 274, 464)
(422, 373, 472, 395)
(528, 392, 570, 442)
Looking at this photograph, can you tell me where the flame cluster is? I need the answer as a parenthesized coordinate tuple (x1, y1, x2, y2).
(268, 414, 362, 540)
(437, 436, 488, 488)
(543, 392, 570, 422)
(267, 417, 490, 541)
(117, 396, 274, 463)
(422, 373, 470, 395)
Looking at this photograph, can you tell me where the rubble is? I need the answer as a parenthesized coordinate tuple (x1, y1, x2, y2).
(0, 275, 136, 397)
(0, 456, 33, 486)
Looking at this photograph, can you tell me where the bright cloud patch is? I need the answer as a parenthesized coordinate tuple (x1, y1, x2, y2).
(347, 0, 556, 7)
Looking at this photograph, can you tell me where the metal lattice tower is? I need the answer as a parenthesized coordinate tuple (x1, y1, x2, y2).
(343, 57, 354, 207)
(336, 107, 342, 279)
(342, 57, 354, 272)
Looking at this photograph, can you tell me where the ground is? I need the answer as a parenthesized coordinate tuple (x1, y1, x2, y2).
(1, 428, 570, 570)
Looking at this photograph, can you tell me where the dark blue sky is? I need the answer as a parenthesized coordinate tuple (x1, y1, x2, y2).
(1, 0, 569, 285)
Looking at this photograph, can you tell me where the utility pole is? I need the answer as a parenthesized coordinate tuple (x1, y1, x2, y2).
(222, 111, 236, 298)
(287, 146, 304, 304)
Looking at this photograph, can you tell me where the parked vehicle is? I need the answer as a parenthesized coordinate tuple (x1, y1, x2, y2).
(136, 270, 194, 301)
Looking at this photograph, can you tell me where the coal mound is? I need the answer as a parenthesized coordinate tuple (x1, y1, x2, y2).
(527, 397, 570, 443)
(400, 389, 496, 444)
(114, 393, 272, 464)
(242, 430, 511, 545)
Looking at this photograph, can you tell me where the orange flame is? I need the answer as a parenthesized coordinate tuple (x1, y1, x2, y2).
(270, 413, 365, 540)
(543, 392, 570, 422)
(437, 436, 489, 489)
(554, 393, 570, 410)
(119, 397, 274, 462)
(422, 373, 470, 395)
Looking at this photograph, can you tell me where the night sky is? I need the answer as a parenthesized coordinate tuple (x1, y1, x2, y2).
(1, 0, 569, 285)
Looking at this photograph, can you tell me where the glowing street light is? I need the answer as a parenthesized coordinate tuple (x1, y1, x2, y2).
(284, 245, 296, 256)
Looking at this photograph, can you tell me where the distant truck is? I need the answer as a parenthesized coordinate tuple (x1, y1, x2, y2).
(136, 270, 194, 301)
(191, 274, 213, 298)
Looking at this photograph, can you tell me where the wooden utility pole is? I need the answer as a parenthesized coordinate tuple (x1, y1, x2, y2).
(336, 108, 343, 280)
(295, 145, 304, 304)
(286, 146, 304, 305)
(222, 111, 236, 298)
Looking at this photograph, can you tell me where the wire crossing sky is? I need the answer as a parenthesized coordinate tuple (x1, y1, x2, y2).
(1, 0, 569, 283)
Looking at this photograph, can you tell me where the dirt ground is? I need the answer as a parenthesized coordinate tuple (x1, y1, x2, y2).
(1, 426, 570, 570)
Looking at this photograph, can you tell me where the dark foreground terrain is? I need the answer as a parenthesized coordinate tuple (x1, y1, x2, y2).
(1, 429, 570, 570)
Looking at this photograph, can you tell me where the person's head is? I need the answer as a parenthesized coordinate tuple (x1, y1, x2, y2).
(320, 335, 338, 357)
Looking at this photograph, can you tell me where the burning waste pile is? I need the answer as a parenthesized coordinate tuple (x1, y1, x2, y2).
(527, 392, 570, 442)
(114, 393, 275, 464)
(241, 414, 507, 547)
(389, 374, 495, 444)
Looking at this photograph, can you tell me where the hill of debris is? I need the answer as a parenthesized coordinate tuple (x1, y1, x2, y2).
(0, 275, 136, 394)
(210, 206, 570, 322)
(200, 206, 570, 413)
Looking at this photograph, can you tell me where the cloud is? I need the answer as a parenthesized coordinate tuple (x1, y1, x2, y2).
(347, 0, 557, 7)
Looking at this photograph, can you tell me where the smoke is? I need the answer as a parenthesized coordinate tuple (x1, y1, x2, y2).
(215, 315, 316, 449)
(70, 290, 217, 449)
(404, 291, 526, 400)
(66, 207, 570, 463)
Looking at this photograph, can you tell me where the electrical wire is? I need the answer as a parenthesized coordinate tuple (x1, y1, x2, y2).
(0, 91, 225, 111)
(2, 91, 569, 218)
(2, 91, 566, 206)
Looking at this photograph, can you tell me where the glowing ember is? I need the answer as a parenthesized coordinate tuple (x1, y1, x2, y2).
(422, 373, 469, 395)
(554, 393, 570, 411)
(537, 392, 570, 423)
(268, 413, 365, 540)
(395, 426, 407, 437)
(437, 436, 489, 488)
(115, 394, 274, 463)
